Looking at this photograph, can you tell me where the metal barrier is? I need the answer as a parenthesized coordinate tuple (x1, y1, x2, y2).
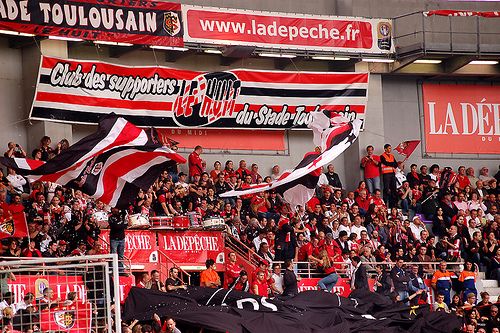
(157, 249, 192, 286)
(271, 260, 465, 279)
(0, 254, 122, 333)
(224, 231, 265, 268)
(393, 11, 500, 58)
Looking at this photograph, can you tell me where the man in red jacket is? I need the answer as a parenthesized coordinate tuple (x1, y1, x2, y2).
(188, 145, 204, 181)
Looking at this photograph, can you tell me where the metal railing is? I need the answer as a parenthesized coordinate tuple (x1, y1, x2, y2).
(224, 231, 265, 267)
(157, 249, 192, 285)
(270, 260, 465, 279)
(0, 254, 122, 333)
(393, 11, 500, 58)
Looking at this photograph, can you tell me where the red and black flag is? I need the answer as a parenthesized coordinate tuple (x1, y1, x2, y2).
(0, 213, 28, 239)
(123, 287, 461, 333)
(0, 115, 186, 208)
(220, 118, 361, 207)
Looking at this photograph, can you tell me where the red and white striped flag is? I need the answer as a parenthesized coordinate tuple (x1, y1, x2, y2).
(0, 115, 186, 208)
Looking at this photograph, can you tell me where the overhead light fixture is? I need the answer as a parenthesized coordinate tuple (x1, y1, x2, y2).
(469, 60, 499, 65)
(204, 49, 222, 54)
(94, 40, 133, 47)
(258, 52, 296, 58)
(362, 58, 394, 63)
(311, 56, 350, 61)
(49, 36, 83, 42)
(150, 45, 188, 51)
(0, 29, 35, 37)
(414, 59, 442, 64)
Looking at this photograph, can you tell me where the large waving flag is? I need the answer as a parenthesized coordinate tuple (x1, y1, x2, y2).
(0, 115, 186, 207)
(220, 117, 361, 206)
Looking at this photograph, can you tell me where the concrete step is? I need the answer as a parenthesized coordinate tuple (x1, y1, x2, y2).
(482, 280, 498, 288)
(479, 272, 486, 279)
(483, 287, 500, 295)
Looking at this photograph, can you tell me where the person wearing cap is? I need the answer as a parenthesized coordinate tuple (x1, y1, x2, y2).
(175, 172, 189, 191)
(409, 216, 426, 242)
(57, 240, 68, 257)
(200, 259, 221, 288)
(252, 259, 271, 286)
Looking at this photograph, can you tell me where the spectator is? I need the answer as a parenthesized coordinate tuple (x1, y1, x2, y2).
(270, 263, 283, 295)
(360, 145, 381, 194)
(282, 259, 299, 296)
(165, 267, 187, 292)
(188, 145, 204, 181)
(373, 264, 391, 295)
(433, 293, 450, 313)
(391, 258, 410, 303)
(380, 144, 400, 208)
(431, 261, 455, 305)
(147, 270, 165, 291)
(252, 270, 268, 296)
(224, 252, 241, 288)
(317, 250, 339, 292)
(230, 270, 250, 292)
(108, 207, 128, 273)
(351, 256, 368, 291)
(319, 164, 343, 191)
(200, 259, 221, 288)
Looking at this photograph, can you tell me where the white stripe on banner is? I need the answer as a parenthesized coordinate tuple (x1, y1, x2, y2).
(109, 153, 172, 207)
(32, 56, 369, 129)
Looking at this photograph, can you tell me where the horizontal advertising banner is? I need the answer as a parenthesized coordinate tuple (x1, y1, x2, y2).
(8, 274, 135, 304)
(31, 56, 369, 130)
(422, 83, 500, 154)
(157, 230, 225, 264)
(100, 229, 158, 263)
(183, 5, 393, 54)
(0, 0, 183, 46)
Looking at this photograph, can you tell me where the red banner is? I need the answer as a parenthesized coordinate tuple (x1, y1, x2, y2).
(422, 83, 500, 154)
(0, 0, 183, 46)
(183, 5, 393, 54)
(31, 56, 369, 130)
(0, 213, 28, 239)
(8, 275, 135, 305)
(424, 10, 500, 18)
(157, 230, 225, 265)
(40, 303, 92, 333)
(100, 229, 158, 263)
(299, 277, 434, 303)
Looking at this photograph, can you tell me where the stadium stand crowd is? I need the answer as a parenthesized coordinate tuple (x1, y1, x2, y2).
(0, 137, 500, 333)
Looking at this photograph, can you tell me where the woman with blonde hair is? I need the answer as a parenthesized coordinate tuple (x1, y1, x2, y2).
(316, 250, 339, 292)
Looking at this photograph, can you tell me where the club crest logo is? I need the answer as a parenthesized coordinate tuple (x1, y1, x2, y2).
(172, 72, 241, 127)
(0, 219, 14, 235)
(91, 162, 103, 175)
(164, 12, 181, 36)
(54, 310, 76, 329)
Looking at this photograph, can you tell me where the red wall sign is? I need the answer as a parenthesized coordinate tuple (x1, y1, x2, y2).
(0, 0, 183, 46)
(183, 5, 394, 54)
(100, 229, 158, 264)
(8, 275, 135, 304)
(422, 83, 500, 154)
(157, 230, 225, 265)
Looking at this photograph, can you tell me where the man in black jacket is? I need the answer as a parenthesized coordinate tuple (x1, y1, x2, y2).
(351, 256, 368, 291)
(282, 259, 299, 296)
(391, 258, 410, 304)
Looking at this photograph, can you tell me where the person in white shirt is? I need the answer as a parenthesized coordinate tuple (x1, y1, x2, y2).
(6, 167, 26, 194)
(409, 216, 427, 242)
(453, 193, 468, 212)
(270, 263, 284, 295)
(252, 230, 268, 252)
(350, 216, 367, 239)
(338, 217, 351, 235)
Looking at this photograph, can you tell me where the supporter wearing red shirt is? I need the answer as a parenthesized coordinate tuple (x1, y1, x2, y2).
(251, 260, 271, 285)
(355, 189, 371, 214)
(252, 270, 269, 297)
(23, 240, 43, 257)
(360, 145, 381, 194)
(456, 166, 471, 190)
(250, 192, 270, 217)
(8, 193, 24, 218)
(224, 252, 241, 288)
(236, 160, 251, 180)
(188, 145, 204, 180)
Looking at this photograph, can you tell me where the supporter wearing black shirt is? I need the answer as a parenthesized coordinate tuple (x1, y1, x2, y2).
(282, 259, 299, 297)
(108, 207, 128, 272)
(165, 267, 187, 292)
